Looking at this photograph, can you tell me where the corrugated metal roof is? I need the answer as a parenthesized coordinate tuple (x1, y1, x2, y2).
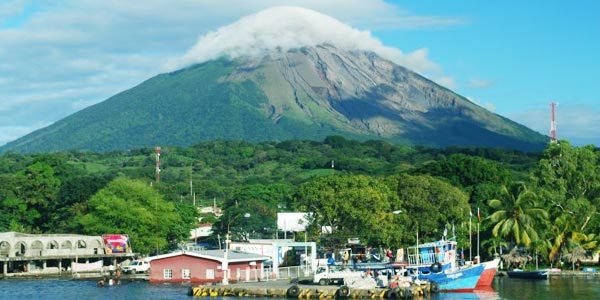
(149, 249, 270, 263)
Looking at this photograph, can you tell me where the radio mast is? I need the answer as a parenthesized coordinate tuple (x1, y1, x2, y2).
(155, 146, 161, 183)
(550, 102, 557, 143)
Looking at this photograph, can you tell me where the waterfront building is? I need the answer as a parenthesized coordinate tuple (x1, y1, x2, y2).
(0, 232, 135, 276)
(148, 249, 269, 284)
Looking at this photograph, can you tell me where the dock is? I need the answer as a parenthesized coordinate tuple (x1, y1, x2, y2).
(188, 280, 437, 299)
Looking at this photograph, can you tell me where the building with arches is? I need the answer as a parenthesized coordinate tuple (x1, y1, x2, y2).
(1, 232, 134, 276)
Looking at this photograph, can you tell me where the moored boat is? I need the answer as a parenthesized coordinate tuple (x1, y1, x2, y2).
(507, 269, 548, 279)
(476, 258, 500, 287)
(402, 238, 485, 292)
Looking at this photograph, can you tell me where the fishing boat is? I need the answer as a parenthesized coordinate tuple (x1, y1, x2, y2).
(506, 269, 549, 279)
(400, 238, 485, 292)
(476, 257, 501, 287)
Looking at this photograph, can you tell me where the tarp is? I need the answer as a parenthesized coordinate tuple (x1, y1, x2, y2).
(102, 234, 131, 253)
(277, 212, 310, 232)
(72, 260, 103, 273)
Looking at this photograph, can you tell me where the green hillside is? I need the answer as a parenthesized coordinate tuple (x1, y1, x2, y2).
(0, 47, 549, 154)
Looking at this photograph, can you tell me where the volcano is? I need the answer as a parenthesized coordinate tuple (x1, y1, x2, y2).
(0, 7, 547, 154)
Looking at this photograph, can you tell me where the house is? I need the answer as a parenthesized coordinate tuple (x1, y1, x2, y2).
(229, 239, 316, 271)
(190, 223, 213, 241)
(149, 249, 269, 284)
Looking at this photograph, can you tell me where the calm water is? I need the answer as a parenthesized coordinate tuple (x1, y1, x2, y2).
(0, 276, 598, 300)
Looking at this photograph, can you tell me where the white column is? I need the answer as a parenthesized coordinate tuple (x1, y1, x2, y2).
(222, 234, 230, 285)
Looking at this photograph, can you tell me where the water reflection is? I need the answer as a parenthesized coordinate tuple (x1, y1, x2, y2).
(1, 276, 599, 300)
(472, 287, 500, 300)
(428, 286, 499, 300)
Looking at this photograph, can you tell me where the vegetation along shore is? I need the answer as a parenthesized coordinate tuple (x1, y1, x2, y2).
(1, 137, 599, 271)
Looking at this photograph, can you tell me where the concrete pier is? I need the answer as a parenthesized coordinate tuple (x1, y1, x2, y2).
(188, 280, 436, 299)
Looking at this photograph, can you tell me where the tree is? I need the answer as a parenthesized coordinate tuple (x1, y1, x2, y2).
(413, 154, 511, 189)
(393, 174, 471, 245)
(214, 184, 280, 241)
(294, 175, 398, 248)
(534, 142, 600, 222)
(72, 177, 191, 255)
(487, 182, 548, 247)
(12, 162, 61, 231)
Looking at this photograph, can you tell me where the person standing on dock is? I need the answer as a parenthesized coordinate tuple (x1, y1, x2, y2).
(342, 251, 350, 267)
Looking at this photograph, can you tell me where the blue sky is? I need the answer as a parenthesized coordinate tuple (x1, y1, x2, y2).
(1, 1, 598, 147)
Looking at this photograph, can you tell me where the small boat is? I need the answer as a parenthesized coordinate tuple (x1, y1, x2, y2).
(476, 258, 500, 287)
(507, 269, 549, 279)
(402, 238, 485, 292)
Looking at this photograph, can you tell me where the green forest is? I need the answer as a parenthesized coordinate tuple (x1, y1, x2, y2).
(0, 136, 598, 268)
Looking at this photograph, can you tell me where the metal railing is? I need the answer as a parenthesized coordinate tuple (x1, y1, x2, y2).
(262, 266, 312, 281)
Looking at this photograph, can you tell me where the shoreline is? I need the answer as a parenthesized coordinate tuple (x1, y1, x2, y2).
(497, 270, 599, 277)
(0, 271, 149, 281)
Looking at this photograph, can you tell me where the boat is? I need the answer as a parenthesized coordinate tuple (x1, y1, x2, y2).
(350, 237, 489, 292)
(401, 238, 485, 292)
(507, 269, 549, 279)
(476, 257, 500, 287)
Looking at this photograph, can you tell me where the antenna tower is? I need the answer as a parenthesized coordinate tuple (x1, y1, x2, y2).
(155, 146, 161, 183)
(550, 102, 557, 143)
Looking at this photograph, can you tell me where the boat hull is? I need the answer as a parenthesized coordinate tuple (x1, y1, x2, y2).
(411, 263, 485, 292)
(507, 270, 548, 279)
(476, 258, 500, 287)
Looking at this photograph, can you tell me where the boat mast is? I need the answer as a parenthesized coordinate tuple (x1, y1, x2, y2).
(477, 208, 480, 262)
(469, 210, 472, 262)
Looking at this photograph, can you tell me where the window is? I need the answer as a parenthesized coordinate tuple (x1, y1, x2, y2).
(206, 269, 215, 279)
(164, 268, 173, 279)
(182, 269, 191, 279)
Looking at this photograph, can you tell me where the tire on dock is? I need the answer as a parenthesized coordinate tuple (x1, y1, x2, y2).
(337, 285, 350, 299)
(286, 285, 301, 298)
(386, 289, 399, 299)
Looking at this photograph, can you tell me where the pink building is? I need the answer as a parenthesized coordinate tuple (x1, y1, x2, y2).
(149, 249, 269, 284)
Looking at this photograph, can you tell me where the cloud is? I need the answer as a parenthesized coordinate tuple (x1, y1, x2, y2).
(167, 6, 441, 75)
(468, 77, 493, 89)
(466, 96, 496, 112)
(433, 76, 456, 90)
(507, 103, 600, 146)
(0, 123, 50, 147)
(0, 1, 463, 146)
(0, 0, 25, 25)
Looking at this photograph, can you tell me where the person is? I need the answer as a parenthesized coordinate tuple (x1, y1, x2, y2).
(342, 251, 349, 266)
(327, 255, 335, 266)
(386, 249, 393, 262)
(97, 276, 107, 287)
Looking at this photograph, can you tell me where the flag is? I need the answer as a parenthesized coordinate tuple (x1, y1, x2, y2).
(443, 227, 447, 237)
(477, 207, 481, 223)
(331, 160, 334, 169)
(469, 210, 473, 220)
(452, 223, 455, 236)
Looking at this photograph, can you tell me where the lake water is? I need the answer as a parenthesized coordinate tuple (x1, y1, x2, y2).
(0, 276, 598, 300)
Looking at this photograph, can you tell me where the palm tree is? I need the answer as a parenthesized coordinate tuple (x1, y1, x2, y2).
(487, 182, 548, 248)
(547, 214, 581, 263)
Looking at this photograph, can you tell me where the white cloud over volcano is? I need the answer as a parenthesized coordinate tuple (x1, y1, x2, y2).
(168, 6, 440, 75)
